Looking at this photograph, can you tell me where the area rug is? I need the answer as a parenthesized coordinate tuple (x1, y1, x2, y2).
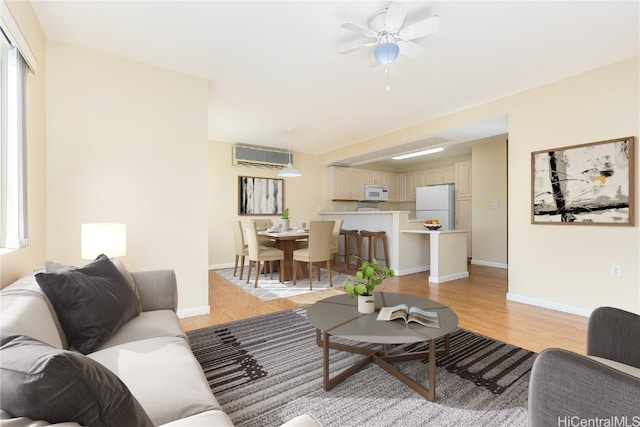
(214, 268, 354, 301)
(187, 308, 535, 427)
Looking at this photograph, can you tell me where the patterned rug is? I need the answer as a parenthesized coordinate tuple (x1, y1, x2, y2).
(188, 308, 535, 427)
(214, 268, 354, 301)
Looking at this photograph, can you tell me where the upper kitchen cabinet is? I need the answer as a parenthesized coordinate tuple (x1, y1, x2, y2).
(455, 162, 472, 198)
(402, 173, 416, 201)
(425, 167, 455, 185)
(327, 166, 351, 200)
(328, 166, 400, 201)
(386, 172, 400, 201)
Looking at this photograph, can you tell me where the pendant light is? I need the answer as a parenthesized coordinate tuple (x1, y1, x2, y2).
(278, 141, 301, 177)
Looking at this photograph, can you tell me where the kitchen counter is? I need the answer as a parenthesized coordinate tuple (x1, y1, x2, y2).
(320, 211, 469, 283)
(400, 229, 469, 283)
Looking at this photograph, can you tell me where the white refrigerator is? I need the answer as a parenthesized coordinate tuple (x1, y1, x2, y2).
(415, 184, 456, 230)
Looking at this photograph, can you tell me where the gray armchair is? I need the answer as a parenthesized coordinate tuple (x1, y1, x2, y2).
(528, 307, 640, 426)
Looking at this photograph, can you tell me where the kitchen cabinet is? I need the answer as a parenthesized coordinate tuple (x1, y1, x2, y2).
(402, 173, 416, 201)
(386, 172, 400, 201)
(414, 170, 428, 188)
(454, 162, 472, 257)
(425, 167, 455, 185)
(327, 166, 351, 200)
(348, 169, 366, 200)
(455, 162, 472, 198)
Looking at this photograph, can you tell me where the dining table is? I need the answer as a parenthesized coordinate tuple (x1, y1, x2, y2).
(257, 228, 309, 282)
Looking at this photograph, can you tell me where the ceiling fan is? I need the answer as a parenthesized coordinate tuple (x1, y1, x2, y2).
(340, 1, 440, 65)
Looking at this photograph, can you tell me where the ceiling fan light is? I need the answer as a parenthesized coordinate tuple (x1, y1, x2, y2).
(374, 42, 400, 64)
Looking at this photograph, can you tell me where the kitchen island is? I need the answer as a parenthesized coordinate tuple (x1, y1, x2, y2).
(319, 212, 468, 283)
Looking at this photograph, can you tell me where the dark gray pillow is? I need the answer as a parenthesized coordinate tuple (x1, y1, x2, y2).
(36, 254, 141, 354)
(0, 333, 154, 427)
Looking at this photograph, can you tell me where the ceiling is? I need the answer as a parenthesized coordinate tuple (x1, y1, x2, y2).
(31, 1, 639, 165)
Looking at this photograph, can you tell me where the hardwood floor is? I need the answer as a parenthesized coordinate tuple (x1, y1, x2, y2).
(180, 263, 589, 355)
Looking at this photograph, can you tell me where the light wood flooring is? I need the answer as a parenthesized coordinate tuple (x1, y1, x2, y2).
(180, 263, 589, 355)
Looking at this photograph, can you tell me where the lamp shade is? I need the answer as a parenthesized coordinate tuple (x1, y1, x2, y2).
(277, 163, 302, 177)
(81, 223, 126, 259)
(374, 42, 400, 65)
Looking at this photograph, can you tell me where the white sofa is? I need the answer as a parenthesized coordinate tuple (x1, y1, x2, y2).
(0, 256, 320, 427)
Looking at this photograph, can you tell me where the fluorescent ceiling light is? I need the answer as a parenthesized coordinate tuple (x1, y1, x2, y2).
(391, 147, 444, 160)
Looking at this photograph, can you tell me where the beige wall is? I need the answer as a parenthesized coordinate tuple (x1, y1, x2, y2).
(208, 140, 329, 269)
(471, 135, 508, 267)
(0, 1, 47, 287)
(506, 57, 638, 315)
(45, 41, 210, 315)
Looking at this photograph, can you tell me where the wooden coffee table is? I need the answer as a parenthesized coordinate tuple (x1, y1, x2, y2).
(306, 292, 458, 401)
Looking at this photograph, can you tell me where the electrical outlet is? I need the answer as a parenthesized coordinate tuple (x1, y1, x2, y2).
(610, 265, 621, 278)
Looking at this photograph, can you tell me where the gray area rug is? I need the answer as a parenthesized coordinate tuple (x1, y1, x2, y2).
(215, 268, 353, 301)
(187, 308, 535, 426)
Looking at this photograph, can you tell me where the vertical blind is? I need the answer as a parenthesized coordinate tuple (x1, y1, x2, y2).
(0, 29, 28, 249)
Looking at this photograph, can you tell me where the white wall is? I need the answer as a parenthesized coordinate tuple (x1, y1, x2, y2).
(45, 41, 210, 315)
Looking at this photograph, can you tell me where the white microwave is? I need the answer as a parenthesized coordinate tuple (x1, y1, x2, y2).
(363, 185, 389, 201)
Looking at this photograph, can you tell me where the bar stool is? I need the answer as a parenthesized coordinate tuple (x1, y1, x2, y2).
(359, 230, 389, 267)
(339, 229, 360, 267)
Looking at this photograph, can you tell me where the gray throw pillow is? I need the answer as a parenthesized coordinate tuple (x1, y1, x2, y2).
(36, 254, 141, 354)
(0, 333, 154, 427)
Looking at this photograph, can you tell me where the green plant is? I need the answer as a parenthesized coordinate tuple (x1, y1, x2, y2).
(281, 208, 290, 219)
(344, 257, 394, 297)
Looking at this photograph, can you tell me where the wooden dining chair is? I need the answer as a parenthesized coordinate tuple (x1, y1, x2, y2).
(242, 220, 285, 287)
(231, 220, 249, 280)
(292, 220, 334, 290)
(330, 219, 343, 264)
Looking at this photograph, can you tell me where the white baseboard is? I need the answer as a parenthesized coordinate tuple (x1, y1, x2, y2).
(396, 266, 429, 276)
(177, 305, 210, 318)
(471, 259, 508, 269)
(506, 292, 591, 317)
(209, 263, 234, 270)
(429, 271, 469, 283)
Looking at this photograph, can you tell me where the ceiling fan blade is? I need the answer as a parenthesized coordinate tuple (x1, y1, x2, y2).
(339, 42, 377, 55)
(399, 15, 441, 40)
(398, 40, 425, 59)
(384, 2, 408, 31)
(341, 22, 377, 38)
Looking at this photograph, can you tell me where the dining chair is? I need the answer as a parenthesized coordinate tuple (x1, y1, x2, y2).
(254, 218, 276, 247)
(292, 220, 334, 290)
(330, 219, 344, 264)
(242, 220, 285, 287)
(231, 220, 249, 280)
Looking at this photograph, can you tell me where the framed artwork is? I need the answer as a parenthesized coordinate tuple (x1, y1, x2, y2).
(238, 176, 284, 215)
(531, 136, 635, 225)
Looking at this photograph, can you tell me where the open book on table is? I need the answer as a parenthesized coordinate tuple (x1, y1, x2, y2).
(376, 304, 440, 328)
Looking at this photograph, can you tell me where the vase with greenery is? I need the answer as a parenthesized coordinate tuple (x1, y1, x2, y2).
(344, 257, 394, 313)
(280, 208, 290, 231)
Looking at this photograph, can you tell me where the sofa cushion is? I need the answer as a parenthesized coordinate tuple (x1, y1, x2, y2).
(0, 281, 66, 349)
(0, 333, 154, 427)
(96, 310, 187, 351)
(89, 336, 220, 426)
(35, 254, 141, 354)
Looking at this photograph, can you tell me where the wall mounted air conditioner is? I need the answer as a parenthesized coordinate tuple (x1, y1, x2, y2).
(232, 144, 291, 169)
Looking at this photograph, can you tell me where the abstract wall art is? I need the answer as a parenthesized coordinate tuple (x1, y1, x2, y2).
(531, 136, 635, 225)
(238, 176, 284, 215)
